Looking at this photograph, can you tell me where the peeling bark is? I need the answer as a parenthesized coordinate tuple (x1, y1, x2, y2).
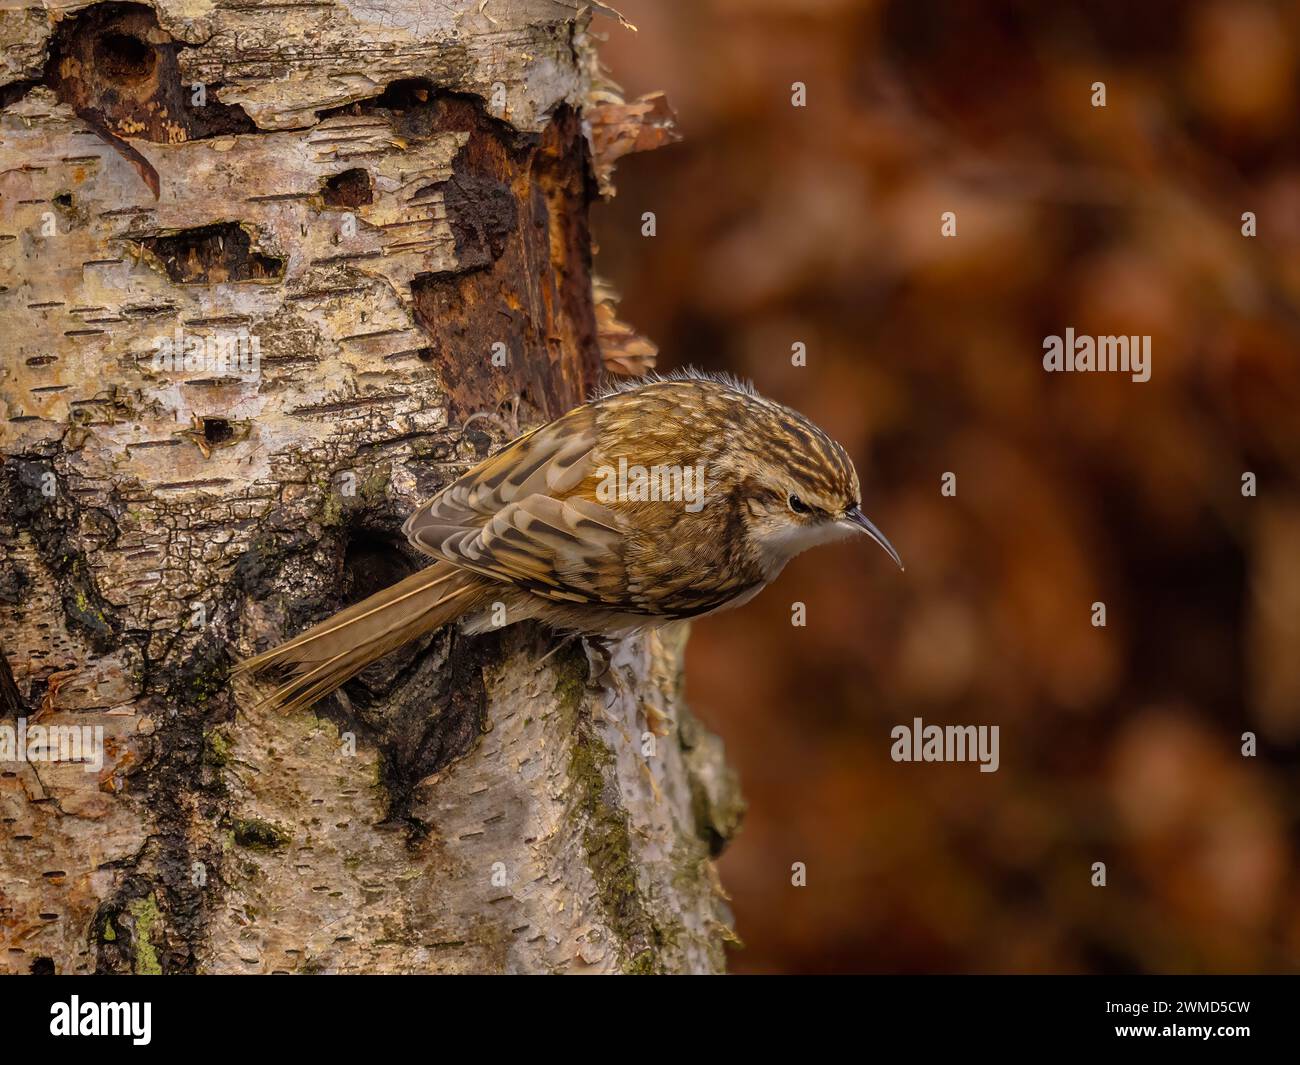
(1, 0, 739, 975)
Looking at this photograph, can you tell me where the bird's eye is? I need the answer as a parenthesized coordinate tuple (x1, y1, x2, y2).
(788, 494, 810, 515)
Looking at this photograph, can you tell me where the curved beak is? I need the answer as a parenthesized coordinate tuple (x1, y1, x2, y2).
(844, 505, 904, 570)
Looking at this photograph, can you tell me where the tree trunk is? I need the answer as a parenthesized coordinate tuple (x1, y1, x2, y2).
(0, 0, 741, 974)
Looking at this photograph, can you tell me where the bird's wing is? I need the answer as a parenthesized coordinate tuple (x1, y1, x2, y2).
(402, 406, 631, 606)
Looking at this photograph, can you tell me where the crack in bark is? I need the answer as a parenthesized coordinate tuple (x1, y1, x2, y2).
(129, 222, 287, 285)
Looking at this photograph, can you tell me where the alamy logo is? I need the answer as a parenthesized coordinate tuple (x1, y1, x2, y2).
(890, 717, 1000, 773)
(0, 716, 104, 772)
(595, 457, 706, 512)
(1043, 328, 1151, 382)
(50, 997, 151, 1045)
(151, 326, 261, 379)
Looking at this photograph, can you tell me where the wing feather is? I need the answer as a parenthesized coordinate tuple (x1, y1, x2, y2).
(402, 407, 632, 606)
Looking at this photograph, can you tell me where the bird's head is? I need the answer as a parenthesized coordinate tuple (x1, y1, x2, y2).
(734, 405, 903, 577)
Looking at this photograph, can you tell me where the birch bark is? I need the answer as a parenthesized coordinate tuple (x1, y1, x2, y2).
(0, 0, 741, 974)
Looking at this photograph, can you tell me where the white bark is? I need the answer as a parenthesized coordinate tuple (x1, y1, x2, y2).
(0, 0, 740, 974)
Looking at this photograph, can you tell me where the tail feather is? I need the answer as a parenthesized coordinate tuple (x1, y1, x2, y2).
(234, 562, 487, 713)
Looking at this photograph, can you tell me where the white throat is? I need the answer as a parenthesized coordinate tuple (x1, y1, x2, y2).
(754, 519, 855, 578)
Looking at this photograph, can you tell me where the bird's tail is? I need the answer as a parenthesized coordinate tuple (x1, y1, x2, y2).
(233, 562, 488, 714)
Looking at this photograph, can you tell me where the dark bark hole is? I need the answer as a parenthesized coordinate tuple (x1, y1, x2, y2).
(0, 78, 40, 110)
(44, 2, 255, 158)
(202, 417, 233, 445)
(321, 168, 373, 208)
(131, 222, 286, 284)
(30, 956, 56, 975)
(0, 652, 26, 717)
(375, 78, 435, 111)
(95, 31, 155, 83)
(53, 192, 73, 210)
(434, 170, 517, 268)
(343, 531, 414, 606)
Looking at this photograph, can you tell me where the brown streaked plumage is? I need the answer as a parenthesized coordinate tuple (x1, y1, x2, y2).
(234, 370, 901, 713)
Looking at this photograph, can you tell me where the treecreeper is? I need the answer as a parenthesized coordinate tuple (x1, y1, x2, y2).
(236, 370, 903, 711)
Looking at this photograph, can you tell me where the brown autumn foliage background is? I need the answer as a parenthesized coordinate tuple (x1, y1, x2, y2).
(592, 0, 1300, 973)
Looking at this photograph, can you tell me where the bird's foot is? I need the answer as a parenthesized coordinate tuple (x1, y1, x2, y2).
(581, 634, 613, 691)
(582, 634, 635, 711)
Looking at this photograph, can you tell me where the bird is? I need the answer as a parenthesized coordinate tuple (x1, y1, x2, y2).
(234, 369, 902, 713)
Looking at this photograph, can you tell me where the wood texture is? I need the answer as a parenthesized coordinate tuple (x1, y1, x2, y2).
(0, 0, 739, 974)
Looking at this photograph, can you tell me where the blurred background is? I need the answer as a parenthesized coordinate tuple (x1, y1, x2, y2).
(590, 0, 1300, 973)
